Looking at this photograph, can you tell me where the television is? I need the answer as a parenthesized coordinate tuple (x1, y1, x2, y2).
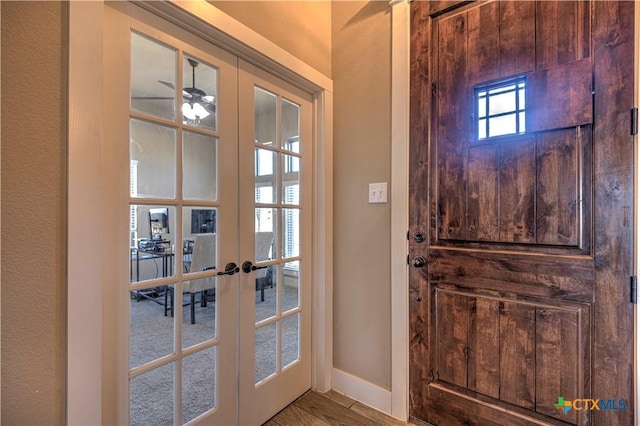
(191, 209, 216, 234)
(149, 207, 169, 240)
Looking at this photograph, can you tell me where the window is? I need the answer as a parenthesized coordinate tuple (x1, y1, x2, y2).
(476, 77, 526, 140)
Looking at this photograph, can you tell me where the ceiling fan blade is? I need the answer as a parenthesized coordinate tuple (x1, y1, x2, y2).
(132, 96, 174, 100)
(158, 80, 175, 90)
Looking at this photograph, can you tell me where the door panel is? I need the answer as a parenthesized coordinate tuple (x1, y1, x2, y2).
(409, 1, 635, 425)
(238, 60, 313, 426)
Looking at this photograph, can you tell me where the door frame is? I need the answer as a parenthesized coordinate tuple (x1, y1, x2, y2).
(67, 2, 333, 424)
(390, 0, 640, 424)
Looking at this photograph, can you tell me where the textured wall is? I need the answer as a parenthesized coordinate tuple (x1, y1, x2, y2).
(331, 1, 392, 389)
(1, 1, 68, 424)
(210, 1, 332, 78)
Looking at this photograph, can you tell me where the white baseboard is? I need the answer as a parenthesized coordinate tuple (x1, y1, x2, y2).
(331, 368, 392, 415)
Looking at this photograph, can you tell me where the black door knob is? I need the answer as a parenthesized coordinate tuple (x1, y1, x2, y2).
(217, 262, 239, 276)
(241, 260, 268, 274)
(413, 232, 426, 243)
(411, 256, 427, 268)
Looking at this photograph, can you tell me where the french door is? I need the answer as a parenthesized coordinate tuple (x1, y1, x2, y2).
(105, 3, 312, 425)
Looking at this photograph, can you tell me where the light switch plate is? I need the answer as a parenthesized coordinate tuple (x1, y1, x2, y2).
(369, 182, 388, 203)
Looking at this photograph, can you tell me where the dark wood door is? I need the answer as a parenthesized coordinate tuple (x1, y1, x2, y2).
(409, 1, 635, 425)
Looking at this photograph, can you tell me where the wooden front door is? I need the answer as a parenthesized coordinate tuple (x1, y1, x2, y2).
(409, 1, 635, 425)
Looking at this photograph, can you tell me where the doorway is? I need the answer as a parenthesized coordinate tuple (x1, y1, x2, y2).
(106, 3, 312, 425)
(408, 1, 636, 425)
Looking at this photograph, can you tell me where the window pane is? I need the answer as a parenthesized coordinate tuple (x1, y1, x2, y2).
(478, 119, 487, 139)
(488, 90, 516, 115)
(488, 114, 517, 137)
(130, 363, 174, 426)
(130, 119, 176, 199)
(182, 347, 216, 423)
(130, 205, 175, 282)
(255, 88, 277, 146)
(256, 264, 277, 322)
(255, 322, 277, 384)
(182, 56, 218, 131)
(131, 33, 176, 121)
(256, 207, 277, 234)
(282, 261, 300, 313)
(255, 148, 277, 204)
(183, 131, 218, 201)
(282, 154, 300, 205)
(477, 96, 487, 118)
(130, 285, 175, 369)
(282, 99, 300, 153)
(282, 313, 300, 369)
(283, 208, 300, 259)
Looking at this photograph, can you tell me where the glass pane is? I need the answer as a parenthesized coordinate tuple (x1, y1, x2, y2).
(519, 111, 526, 133)
(256, 264, 278, 322)
(130, 119, 176, 199)
(131, 33, 176, 121)
(281, 99, 300, 153)
(282, 155, 300, 205)
(488, 90, 516, 115)
(282, 313, 300, 369)
(256, 207, 277, 236)
(182, 232, 218, 348)
(255, 322, 277, 384)
(255, 87, 277, 146)
(181, 279, 217, 348)
(130, 362, 174, 426)
(255, 148, 277, 203)
(283, 208, 300, 259)
(182, 56, 218, 131)
(488, 114, 517, 137)
(478, 119, 487, 139)
(282, 261, 300, 313)
(130, 205, 175, 282)
(183, 132, 218, 201)
(130, 285, 175, 369)
(182, 347, 216, 423)
(477, 95, 487, 118)
(184, 208, 217, 244)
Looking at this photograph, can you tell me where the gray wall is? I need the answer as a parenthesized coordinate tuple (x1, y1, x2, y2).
(1, 2, 68, 423)
(331, 1, 392, 389)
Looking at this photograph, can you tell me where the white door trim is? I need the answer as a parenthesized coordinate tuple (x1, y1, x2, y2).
(67, 2, 333, 423)
(389, 0, 410, 421)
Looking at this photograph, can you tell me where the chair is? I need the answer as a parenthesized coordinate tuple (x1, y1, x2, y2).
(173, 233, 217, 324)
(255, 232, 275, 302)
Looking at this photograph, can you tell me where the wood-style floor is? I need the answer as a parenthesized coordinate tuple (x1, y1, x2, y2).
(263, 390, 420, 426)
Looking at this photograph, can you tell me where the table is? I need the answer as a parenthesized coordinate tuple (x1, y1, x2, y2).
(130, 248, 175, 315)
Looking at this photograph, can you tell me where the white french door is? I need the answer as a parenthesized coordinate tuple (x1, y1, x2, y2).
(237, 60, 313, 425)
(105, 3, 312, 425)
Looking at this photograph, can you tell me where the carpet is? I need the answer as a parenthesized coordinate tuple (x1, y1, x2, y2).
(129, 283, 299, 425)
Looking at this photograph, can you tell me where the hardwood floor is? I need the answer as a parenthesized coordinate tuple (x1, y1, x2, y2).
(263, 390, 420, 426)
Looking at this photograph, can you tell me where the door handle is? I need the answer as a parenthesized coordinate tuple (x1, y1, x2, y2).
(241, 260, 268, 274)
(217, 262, 240, 276)
(411, 256, 427, 268)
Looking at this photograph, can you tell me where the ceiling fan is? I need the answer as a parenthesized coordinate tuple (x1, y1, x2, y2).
(181, 58, 215, 120)
(132, 58, 215, 120)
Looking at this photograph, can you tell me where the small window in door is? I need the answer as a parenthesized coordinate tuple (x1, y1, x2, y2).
(476, 77, 526, 140)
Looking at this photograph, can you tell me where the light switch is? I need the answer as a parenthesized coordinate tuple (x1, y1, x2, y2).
(369, 182, 388, 204)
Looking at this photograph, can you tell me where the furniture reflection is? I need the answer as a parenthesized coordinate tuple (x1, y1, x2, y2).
(130, 244, 174, 314)
(174, 233, 217, 324)
(255, 231, 275, 302)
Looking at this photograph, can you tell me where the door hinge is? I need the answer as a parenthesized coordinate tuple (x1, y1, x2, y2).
(631, 107, 638, 136)
(631, 276, 638, 304)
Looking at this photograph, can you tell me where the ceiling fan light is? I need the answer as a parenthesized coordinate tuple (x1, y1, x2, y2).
(182, 101, 210, 120)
